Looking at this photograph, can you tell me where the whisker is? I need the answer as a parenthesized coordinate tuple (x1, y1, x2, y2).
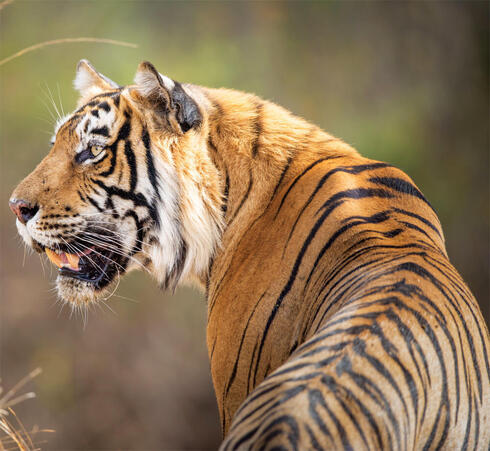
(66, 232, 153, 264)
(60, 237, 111, 279)
(38, 95, 56, 124)
(82, 226, 152, 248)
(44, 82, 62, 121)
(56, 83, 65, 117)
(111, 294, 140, 304)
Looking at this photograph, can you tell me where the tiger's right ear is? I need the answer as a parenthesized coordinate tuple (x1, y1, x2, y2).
(73, 59, 119, 106)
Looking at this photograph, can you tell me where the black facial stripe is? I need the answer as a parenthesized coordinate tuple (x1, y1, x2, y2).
(142, 128, 161, 227)
(77, 189, 87, 203)
(92, 179, 151, 210)
(72, 91, 120, 115)
(98, 101, 110, 112)
(91, 126, 109, 137)
(104, 196, 119, 219)
(123, 210, 146, 255)
(143, 130, 158, 199)
(86, 195, 104, 212)
(124, 141, 138, 192)
(100, 114, 131, 177)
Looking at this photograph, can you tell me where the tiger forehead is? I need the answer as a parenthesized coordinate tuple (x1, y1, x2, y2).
(55, 93, 124, 149)
(71, 92, 121, 126)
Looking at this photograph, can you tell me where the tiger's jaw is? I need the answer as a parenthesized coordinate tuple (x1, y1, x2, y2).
(51, 245, 122, 306)
(15, 218, 133, 307)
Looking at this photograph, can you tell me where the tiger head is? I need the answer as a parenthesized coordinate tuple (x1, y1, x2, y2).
(9, 60, 223, 307)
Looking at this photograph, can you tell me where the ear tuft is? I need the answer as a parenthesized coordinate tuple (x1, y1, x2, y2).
(134, 61, 175, 100)
(73, 59, 119, 101)
(134, 61, 164, 99)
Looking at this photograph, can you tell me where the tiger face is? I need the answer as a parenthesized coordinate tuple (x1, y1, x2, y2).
(10, 60, 222, 306)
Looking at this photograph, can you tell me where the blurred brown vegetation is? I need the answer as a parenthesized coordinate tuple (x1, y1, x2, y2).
(1, 1, 488, 449)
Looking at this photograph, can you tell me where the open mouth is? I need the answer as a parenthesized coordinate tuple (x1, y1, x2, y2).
(44, 242, 123, 290)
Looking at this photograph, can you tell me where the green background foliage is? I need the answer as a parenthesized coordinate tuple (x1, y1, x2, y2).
(1, 1, 488, 448)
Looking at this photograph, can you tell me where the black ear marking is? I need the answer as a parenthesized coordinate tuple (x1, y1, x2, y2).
(171, 82, 202, 133)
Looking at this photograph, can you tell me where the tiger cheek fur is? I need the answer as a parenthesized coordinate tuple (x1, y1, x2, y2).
(10, 59, 490, 450)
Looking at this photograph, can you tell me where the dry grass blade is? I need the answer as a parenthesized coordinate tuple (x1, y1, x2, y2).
(0, 369, 53, 450)
(0, 38, 138, 67)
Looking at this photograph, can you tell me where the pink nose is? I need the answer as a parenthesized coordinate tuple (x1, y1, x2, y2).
(9, 199, 39, 224)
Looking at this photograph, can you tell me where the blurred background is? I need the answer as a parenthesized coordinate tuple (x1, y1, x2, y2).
(1, 1, 488, 449)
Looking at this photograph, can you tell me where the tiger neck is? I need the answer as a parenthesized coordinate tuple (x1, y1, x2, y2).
(201, 87, 357, 279)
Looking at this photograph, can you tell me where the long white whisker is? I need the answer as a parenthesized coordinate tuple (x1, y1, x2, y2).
(45, 82, 62, 121)
(84, 227, 151, 251)
(38, 95, 56, 124)
(77, 239, 150, 273)
(66, 238, 145, 277)
(69, 230, 153, 261)
(56, 83, 65, 117)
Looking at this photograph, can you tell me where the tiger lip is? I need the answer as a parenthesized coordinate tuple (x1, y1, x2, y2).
(45, 247, 94, 272)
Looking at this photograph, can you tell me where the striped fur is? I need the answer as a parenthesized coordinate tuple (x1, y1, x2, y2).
(10, 61, 490, 449)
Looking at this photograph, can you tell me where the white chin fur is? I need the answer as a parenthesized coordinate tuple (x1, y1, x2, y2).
(56, 275, 115, 306)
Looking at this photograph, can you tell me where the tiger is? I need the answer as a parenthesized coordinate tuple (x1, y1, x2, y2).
(10, 59, 489, 450)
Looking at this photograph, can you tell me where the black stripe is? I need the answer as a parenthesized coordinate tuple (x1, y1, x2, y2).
(307, 389, 335, 445)
(345, 366, 400, 448)
(100, 116, 131, 177)
(224, 292, 266, 397)
(251, 102, 263, 157)
(222, 169, 230, 215)
(270, 156, 293, 203)
(98, 101, 110, 112)
(321, 373, 370, 449)
(369, 176, 435, 212)
(229, 170, 253, 223)
(393, 207, 442, 239)
(124, 141, 137, 192)
(274, 157, 338, 219)
(143, 129, 160, 201)
(305, 424, 323, 451)
(252, 196, 346, 387)
(86, 196, 103, 212)
(91, 126, 109, 137)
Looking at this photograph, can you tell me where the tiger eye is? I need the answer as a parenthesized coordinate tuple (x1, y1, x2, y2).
(91, 145, 104, 156)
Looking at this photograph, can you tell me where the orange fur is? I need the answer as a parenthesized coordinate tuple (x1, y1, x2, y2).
(10, 61, 490, 449)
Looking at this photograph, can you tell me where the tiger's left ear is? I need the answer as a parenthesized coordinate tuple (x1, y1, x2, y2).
(133, 61, 201, 133)
(73, 59, 120, 106)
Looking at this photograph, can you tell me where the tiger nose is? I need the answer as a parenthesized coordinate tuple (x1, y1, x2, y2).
(9, 199, 39, 224)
